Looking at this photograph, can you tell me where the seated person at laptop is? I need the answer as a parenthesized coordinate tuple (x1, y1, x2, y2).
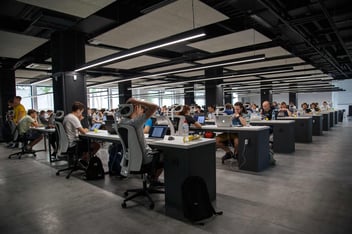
(216, 102, 248, 164)
(18, 109, 44, 151)
(177, 105, 202, 129)
(143, 117, 153, 134)
(63, 102, 100, 165)
(120, 98, 164, 186)
(277, 101, 292, 117)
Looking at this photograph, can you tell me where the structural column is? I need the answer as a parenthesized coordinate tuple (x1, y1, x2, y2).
(51, 30, 86, 115)
(260, 81, 272, 104)
(184, 84, 195, 105)
(205, 67, 223, 107)
(289, 92, 297, 106)
(118, 81, 132, 104)
(0, 69, 16, 123)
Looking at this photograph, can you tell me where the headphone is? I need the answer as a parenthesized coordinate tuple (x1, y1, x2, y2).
(117, 104, 134, 117)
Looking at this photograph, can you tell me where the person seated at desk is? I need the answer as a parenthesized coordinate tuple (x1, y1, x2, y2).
(310, 102, 320, 113)
(301, 103, 312, 114)
(177, 105, 202, 129)
(260, 101, 275, 120)
(63, 102, 100, 166)
(120, 98, 164, 186)
(320, 101, 331, 111)
(223, 103, 234, 115)
(39, 110, 48, 125)
(18, 109, 44, 151)
(207, 105, 216, 120)
(217, 102, 248, 164)
(277, 102, 292, 117)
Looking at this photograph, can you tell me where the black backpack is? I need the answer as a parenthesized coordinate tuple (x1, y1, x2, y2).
(181, 176, 223, 223)
(85, 156, 105, 180)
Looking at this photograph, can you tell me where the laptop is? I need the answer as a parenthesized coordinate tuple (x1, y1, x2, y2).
(215, 115, 232, 127)
(90, 123, 102, 131)
(197, 115, 205, 125)
(148, 125, 168, 140)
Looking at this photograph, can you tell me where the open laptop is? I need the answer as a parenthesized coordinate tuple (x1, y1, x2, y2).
(90, 123, 102, 131)
(148, 125, 168, 140)
(215, 115, 232, 127)
(197, 115, 205, 125)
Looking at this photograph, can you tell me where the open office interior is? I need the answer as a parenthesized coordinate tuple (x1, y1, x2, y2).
(0, 0, 352, 233)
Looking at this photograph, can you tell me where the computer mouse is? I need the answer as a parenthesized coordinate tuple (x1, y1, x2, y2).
(168, 136, 175, 140)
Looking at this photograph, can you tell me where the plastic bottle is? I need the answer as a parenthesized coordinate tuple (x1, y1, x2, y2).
(182, 120, 189, 136)
(271, 110, 276, 120)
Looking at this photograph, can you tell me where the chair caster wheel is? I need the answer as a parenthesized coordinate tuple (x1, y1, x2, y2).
(149, 203, 155, 210)
(56, 172, 60, 176)
(124, 192, 129, 196)
(121, 202, 127, 208)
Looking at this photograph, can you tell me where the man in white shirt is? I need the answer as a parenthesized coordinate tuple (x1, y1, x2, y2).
(63, 101, 100, 164)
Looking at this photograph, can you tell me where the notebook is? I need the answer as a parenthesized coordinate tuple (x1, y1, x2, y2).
(215, 115, 232, 127)
(90, 123, 102, 131)
(148, 125, 168, 139)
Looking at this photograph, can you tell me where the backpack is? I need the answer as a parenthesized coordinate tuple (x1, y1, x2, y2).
(85, 156, 105, 180)
(181, 176, 223, 224)
(108, 143, 123, 175)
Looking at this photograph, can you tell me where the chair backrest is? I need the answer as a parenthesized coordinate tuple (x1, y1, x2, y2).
(55, 122, 69, 156)
(117, 123, 144, 177)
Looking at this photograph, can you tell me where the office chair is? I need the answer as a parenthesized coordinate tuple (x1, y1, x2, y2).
(117, 123, 164, 210)
(8, 129, 36, 159)
(55, 122, 85, 179)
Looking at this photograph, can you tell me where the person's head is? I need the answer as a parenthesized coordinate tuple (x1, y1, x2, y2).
(310, 102, 317, 109)
(323, 101, 328, 106)
(13, 96, 22, 105)
(225, 103, 233, 110)
(71, 101, 85, 117)
(234, 102, 246, 114)
(178, 105, 190, 116)
(251, 103, 257, 110)
(39, 110, 46, 116)
(207, 105, 215, 113)
(281, 102, 288, 109)
(262, 101, 271, 112)
(301, 103, 309, 110)
(27, 109, 37, 118)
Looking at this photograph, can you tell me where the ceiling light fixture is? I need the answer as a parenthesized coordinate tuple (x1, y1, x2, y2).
(75, 32, 206, 72)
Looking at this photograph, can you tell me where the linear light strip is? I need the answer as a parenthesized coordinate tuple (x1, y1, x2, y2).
(75, 33, 206, 72)
(31, 77, 52, 85)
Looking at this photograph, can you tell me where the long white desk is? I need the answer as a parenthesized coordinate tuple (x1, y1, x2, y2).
(198, 125, 270, 172)
(250, 120, 295, 153)
(83, 130, 216, 220)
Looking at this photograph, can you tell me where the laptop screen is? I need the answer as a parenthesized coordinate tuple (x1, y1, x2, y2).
(148, 126, 167, 138)
(197, 116, 205, 124)
(90, 123, 102, 131)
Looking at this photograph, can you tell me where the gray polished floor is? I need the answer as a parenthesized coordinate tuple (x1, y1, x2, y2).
(1, 119, 352, 234)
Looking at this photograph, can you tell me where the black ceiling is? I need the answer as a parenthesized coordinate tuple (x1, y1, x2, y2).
(0, 0, 351, 93)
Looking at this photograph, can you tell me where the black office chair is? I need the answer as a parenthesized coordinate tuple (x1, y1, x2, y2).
(118, 123, 164, 210)
(8, 130, 37, 159)
(55, 122, 85, 179)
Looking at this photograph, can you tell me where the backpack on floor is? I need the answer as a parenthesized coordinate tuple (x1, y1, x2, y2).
(181, 176, 223, 224)
(86, 156, 105, 180)
(108, 143, 123, 175)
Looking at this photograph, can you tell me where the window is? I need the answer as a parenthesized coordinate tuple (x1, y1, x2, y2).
(36, 86, 54, 111)
(88, 88, 109, 109)
(16, 86, 32, 109)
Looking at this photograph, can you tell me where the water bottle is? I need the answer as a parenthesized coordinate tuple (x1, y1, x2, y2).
(182, 120, 189, 136)
(271, 110, 276, 120)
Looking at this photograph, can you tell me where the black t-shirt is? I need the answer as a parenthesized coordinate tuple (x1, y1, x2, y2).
(260, 108, 275, 120)
(185, 115, 196, 125)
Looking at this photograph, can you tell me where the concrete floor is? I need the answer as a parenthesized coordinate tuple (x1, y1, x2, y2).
(1, 119, 352, 234)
